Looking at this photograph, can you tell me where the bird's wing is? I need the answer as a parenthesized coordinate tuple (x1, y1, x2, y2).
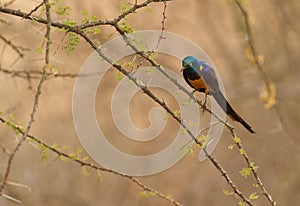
(201, 64, 220, 94)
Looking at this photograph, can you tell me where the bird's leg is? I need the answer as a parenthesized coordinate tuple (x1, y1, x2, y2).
(201, 93, 208, 114)
(188, 89, 197, 101)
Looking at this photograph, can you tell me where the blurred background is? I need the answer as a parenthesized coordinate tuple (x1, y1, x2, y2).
(0, 0, 300, 205)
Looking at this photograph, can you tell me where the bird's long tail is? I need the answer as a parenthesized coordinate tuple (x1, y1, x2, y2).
(212, 91, 255, 134)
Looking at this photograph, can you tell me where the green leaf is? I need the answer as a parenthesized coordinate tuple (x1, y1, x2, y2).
(139, 191, 148, 198)
(63, 32, 80, 54)
(47, 64, 58, 75)
(249, 162, 259, 171)
(149, 191, 157, 196)
(197, 135, 209, 148)
(51, 143, 59, 149)
(56, 6, 71, 16)
(185, 146, 194, 156)
(118, 22, 135, 33)
(223, 189, 234, 196)
(120, 2, 131, 13)
(81, 166, 90, 176)
(62, 19, 77, 27)
(58, 155, 67, 161)
(81, 156, 89, 161)
(35, 47, 43, 54)
(115, 71, 124, 81)
(239, 148, 246, 155)
(68, 152, 77, 160)
(233, 136, 241, 144)
(41, 149, 49, 162)
(77, 147, 83, 155)
(146, 6, 152, 13)
(97, 170, 103, 181)
(249, 192, 259, 200)
(239, 167, 251, 178)
(238, 201, 245, 206)
(93, 28, 101, 35)
(173, 109, 181, 117)
(163, 112, 170, 120)
(228, 144, 235, 150)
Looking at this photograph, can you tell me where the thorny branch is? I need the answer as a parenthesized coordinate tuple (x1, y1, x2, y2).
(14, 4, 253, 205)
(0, 0, 278, 205)
(0, 2, 253, 205)
(155, 0, 167, 49)
(234, 1, 282, 205)
(0, 0, 51, 199)
(0, 116, 182, 206)
(234, 0, 288, 140)
(0, 67, 103, 79)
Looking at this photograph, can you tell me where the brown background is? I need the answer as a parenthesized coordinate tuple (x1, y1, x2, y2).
(0, 0, 300, 205)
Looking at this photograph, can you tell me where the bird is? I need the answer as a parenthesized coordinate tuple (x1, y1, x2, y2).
(181, 56, 255, 134)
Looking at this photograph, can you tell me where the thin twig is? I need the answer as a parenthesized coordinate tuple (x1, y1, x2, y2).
(0, 4, 253, 204)
(0, 0, 50, 194)
(77, 28, 253, 205)
(1, 192, 21, 204)
(0, 66, 103, 79)
(234, 0, 271, 87)
(23, 1, 44, 19)
(155, 0, 167, 49)
(234, 1, 279, 205)
(231, 130, 277, 206)
(0, 116, 182, 206)
(0, 34, 29, 57)
(0, 2, 278, 205)
(235, 0, 288, 137)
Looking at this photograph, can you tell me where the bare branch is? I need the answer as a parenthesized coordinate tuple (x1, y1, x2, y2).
(155, 0, 167, 49)
(23, 2, 44, 19)
(1, 192, 22, 204)
(0, 34, 29, 57)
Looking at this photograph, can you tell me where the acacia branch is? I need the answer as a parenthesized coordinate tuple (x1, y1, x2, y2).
(234, 1, 279, 205)
(234, 0, 271, 87)
(0, 0, 50, 195)
(0, 3, 257, 204)
(73, 24, 254, 206)
(0, 116, 182, 206)
(155, 0, 167, 49)
(0, 1, 280, 205)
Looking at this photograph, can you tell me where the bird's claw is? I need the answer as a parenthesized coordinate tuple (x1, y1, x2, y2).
(201, 94, 208, 114)
(201, 102, 207, 114)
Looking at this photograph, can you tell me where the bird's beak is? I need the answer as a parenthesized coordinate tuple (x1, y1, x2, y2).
(180, 67, 185, 72)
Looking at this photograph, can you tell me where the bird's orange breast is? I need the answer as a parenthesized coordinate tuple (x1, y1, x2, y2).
(188, 77, 207, 91)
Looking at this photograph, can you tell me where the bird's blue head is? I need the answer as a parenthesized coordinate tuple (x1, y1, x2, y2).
(181, 56, 200, 72)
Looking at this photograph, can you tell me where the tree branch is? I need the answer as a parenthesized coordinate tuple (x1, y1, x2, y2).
(0, 0, 50, 195)
(0, 116, 182, 206)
